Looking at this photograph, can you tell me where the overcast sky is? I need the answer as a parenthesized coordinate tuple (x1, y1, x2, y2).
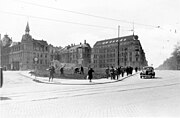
(0, 0, 180, 67)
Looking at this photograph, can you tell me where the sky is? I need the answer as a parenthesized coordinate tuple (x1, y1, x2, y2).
(0, 0, 180, 68)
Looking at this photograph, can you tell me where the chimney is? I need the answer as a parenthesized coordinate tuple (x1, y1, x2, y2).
(84, 40, 86, 44)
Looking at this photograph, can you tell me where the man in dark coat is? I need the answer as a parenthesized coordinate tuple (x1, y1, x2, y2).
(105, 66, 110, 79)
(110, 66, 115, 80)
(88, 68, 94, 82)
(49, 66, 55, 82)
(80, 66, 84, 74)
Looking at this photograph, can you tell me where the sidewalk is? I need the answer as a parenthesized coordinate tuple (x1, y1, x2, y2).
(20, 71, 138, 85)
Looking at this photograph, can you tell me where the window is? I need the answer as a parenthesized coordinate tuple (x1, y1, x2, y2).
(40, 60, 43, 64)
(136, 57, 138, 61)
(129, 57, 132, 62)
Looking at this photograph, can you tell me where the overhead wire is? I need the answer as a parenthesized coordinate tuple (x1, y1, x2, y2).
(14, 0, 159, 28)
(0, 10, 117, 30)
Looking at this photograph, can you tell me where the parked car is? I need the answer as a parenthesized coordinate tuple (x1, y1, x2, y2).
(140, 66, 155, 78)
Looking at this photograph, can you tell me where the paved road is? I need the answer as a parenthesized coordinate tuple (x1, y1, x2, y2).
(1, 70, 180, 118)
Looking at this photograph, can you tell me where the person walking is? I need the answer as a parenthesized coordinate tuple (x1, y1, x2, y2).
(88, 67, 94, 82)
(118, 66, 121, 79)
(115, 68, 119, 80)
(135, 67, 138, 73)
(60, 66, 64, 75)
(80, 66, 84, 74)
(49, 65, 55, 82)
(110, 66, 115, 80)
(105, 66, 110, 79)
(121, 67, 125, 77)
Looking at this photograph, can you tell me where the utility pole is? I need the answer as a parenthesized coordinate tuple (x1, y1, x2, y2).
(118, 26, 120, 66)
(118, 25, 120, 38)
(132, 22, 135, 36)
(0, 34, 2, 67)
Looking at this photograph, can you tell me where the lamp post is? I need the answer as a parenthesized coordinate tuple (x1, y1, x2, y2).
(124, 48, 127, 67)
(34, 57, 38, 79)
(118, 25, 120, 67)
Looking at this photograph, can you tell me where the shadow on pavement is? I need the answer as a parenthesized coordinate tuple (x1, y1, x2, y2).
(0, 97, 11, 101)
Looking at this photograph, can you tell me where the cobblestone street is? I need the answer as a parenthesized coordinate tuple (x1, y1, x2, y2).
(1, 70, 180, 118)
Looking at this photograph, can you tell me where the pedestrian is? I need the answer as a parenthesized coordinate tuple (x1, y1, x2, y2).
(135, 67, 138, 73)
(88, 67, 94, 82)
(121, 67, 125, 77)
(80, 65, 84, 74)
(130, 66, 133, 75)
(49, 65, 55, 82)
(110, 66, 115, 80)
(126, 66, 129, 76)
(118, 66, 121, 78)
(105, 66, 110, 79)
(115, 68, 119, 80)
(60, 67, 64, 75)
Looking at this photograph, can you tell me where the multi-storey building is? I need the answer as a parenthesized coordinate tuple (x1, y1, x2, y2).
(0, 34, 12, 70)
(57, 40, 91, 67)
(1, 23, 50, 70)
(92, 35, 147, 69)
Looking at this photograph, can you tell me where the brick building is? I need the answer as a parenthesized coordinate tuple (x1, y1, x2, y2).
(92, 35, 147, 69)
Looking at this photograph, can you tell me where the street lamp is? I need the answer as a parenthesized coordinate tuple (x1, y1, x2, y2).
(34, 57, 38, 79)
(124, 48, 127, 67)
(118, 25, 120, 67)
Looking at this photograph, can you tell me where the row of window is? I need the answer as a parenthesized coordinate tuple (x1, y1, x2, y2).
(94, 52, 133, 59)
(33, 46, 48, 52)
(96, 40, 136, 48)
(98, 38, 128, 45)
(94, 56, 138, 64)
(33, 59, 48, 65)
(94, 47, 130, 53)
(11, 46, 22, 52)
(33, 53, 48, 58)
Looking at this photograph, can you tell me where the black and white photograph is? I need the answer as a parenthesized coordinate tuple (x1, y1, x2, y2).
(0, 0, 180, 117)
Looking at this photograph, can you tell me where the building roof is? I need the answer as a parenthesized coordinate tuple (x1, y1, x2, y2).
(59, 43, 91, 53)
(93, 35, 139, 47)
(33, 39, 48, 46)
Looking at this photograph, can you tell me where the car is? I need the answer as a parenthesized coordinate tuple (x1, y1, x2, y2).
(140, 66, 155, 78)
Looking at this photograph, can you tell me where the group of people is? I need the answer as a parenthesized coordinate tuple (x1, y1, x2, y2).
(48, 65, 94, 82)
(48, 64, 139, 82)
(74, 66, 84, 74)
(105, 66, 138, 80)
(48, 65, 65, 82)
